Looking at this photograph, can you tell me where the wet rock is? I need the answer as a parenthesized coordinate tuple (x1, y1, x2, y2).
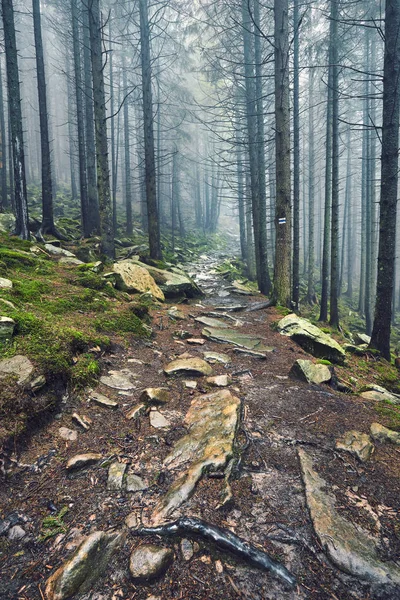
(360, 385, 400, 404)
(0, 316, 15, 342)
(277, 314, 345, 363)
(168, 307, 185, 320)
(8, 525, 26, 541)
(100, 371, 135, 391)
(0, 277, 12, 289)
(202, 327, 273, 352)
(164, 357, 213, 377)
(129, 545, 174, 582)
(152, 389, 240, 524)
(370, 422, 400, 445)
(125, 403, 147, 420)
(181, 539, 193, 561)
(140, 388, 170, 405)
(203, 351, 231, 365)
(298, 448, 400, 586)
(0, 355, 34, 386)
(91, 391, 119, 408)
(107, 462, 127, 491)
(290, 359, 331, 385)
(335, 431, 374, 462)
(45, 530, 125, 600)
(206, 374, 229, 387)
(126, 474, 148, 492)
(149, 409, 170, 430)
(45, 244, 76, 258)
(66, 453, 102, 471)
(59, 428, 78, 442)
(59, 257, 84, 266)
(112, 260, 164, 302)
(195, 316, 230, 329)
(72, 413, 92, 431)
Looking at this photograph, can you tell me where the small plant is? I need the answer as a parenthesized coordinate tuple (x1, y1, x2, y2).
(39, 506, 69, 542)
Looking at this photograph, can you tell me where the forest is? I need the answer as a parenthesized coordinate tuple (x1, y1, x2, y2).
(1, 1, 400, 600)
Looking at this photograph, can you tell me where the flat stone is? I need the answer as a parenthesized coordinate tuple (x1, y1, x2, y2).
(181, 539, 194, 561)
(140, 388, 170, 405)
(107, 462, 127, 491)
(91, 391, 119, 408)
(277, 314, 345, 364)
(125, 512, 139, 529)
(151, 389, 240, 525)
(335, 431, 374, 462)
(202, 327, 273, 352)
(184, 380, 197, 389)
(149, 409, 170, 430)
(100, 371, 135, 391)
(45, 244, 75, 258)
(187, 338, 206, 345)
(129, 545, 174, 581)
(126, 403, 147, 420)
(229, 281, 255, 295)
(59, 427, 78, 442)
(0, 316, 15, 341)
(164, 357, 213, 377)
(112, 261, 164, 301)
(360, 385, 400, 404)
(290, 359, 331, 385)
(0, 355, 34, 386)
(233, 348, 267, 359)
(206, 374, 229, 387)
(298, 448, 400, 586)
(126, 474, 148, 492)
(45, 530, 124, 600)
(168, 307, 185, 320)
(59, 257, 84, 266)
(370, 422, 400, 445)
(8, 525, 26, 541)
(66, 453, 102, 471)
(0, 277, 12, 289)
(203, 351, 231, 365)
(195, 316, 230, 329)
(72, 413, 92, 431)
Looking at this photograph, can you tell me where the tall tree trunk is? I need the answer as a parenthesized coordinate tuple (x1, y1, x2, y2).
(306, 49, 315, 304)
(139, 0, 161, 259)
(66, 51, 78, 203)
(88, 0, 114, 258)
(329, 0, 339, 328)
(273, 0, 291, 306)
(235, 117, 247, 262)
(109, 18, 117, 236)
(370, 0, 400, 360)
(0, 58, 7, 211)
(345, 129, 353, 300)
(122, 54, 133, 236)
(2, 0, 29, 239)
(292, 0, 300, 309)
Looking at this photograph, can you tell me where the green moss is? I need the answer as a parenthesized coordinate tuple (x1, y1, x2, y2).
(374, 401, 400, 431)
(70, 355, 100, 388)
(275, 305, 291, 317)
(39, 506, 69, 542)
(43, 289, 109, 315)
(0, 248, 36, 269)
(12, 279, 52, 302)
(94, 310, 151, 336)
(70, 271, 116, 297)
(317, 359, 332, 366)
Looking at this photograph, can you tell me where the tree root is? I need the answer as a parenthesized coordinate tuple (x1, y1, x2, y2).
(131, 516, 296, 588)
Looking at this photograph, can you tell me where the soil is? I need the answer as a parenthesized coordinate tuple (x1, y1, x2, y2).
(1, 253, 399, 600)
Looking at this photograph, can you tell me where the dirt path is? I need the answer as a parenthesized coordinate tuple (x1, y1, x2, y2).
(1, 254, 400, 600)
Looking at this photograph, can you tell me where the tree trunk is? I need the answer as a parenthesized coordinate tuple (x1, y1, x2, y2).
(66, 51, 78, 203)
(292, 0, 300, 309)
(306, 49, 315, 304)
(370, 0, 400, 360)
(329, 0, 339, 328)
(122, 54, 133, 236)
(0, 58, 7, 211)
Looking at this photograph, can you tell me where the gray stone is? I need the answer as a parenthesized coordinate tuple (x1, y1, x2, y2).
(290, 359, 332, 385)
(353, 332, 371, 346)
(202, 327, 274, 353)
(140, 388, 170, 405)
(184, 380, 197, 389)
(164, 357, 213, 377)
(370, 422, 400, 445)
(125, 403, 147, 420)
(112, 261, 164, 301)
(0, 213, 15, 232)
(0, 316, 15, 341)
(66, 453, 102, 471)
(232, 348, 267, 359)
(206, 374, 229, 387)
(30, 374, 46, 391)
(45, 244, 76, 258)
(129, 545, 174, 582)
(0, 355, 34, 386)
(8, 525, 26, 541)
(0, 277, 12, 289)
(195, 316, 230, 329)
(181, 539, 194, 561)
(187, 338, 206, 345)
(91, 391, 119, 408)
(100, 370, 135, 391)
(72, 413, 92, 431)
(45, 530, 125, 600)
(335, 431, 374, 462)
(125, 512, 138, 529)
(126, 474, 148, 493)
(149, 409, 170, 430)
(59, 428, 78, 442)
(360, 385, 400, 405)
(59, 257, 84, 266)
(107, 462, 127, 491)
(168, 307, 185, 320)
(129, 259, 203, 298)
(277, 314, 345, 363)
(298, 448, 400, 586)
(203, 351, 231, 365)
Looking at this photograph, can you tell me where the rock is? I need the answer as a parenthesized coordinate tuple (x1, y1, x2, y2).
(59, 428, 78, 442)
(152, 389, 240, 524)
(229, 281, 255, 295)
(8, 525, 26, 541)
(0, 316, 15, 341)
(184, 380, 197, 389)
(335, 431, 374, 462)
(202, 327, 274, 353)
(203, 351, 231, 365)
(149, 409, 170, 430)
(233, 348, 267, 359)
(187, 338, 206, 345)
(129, 259, 203, 298)
(91, 391, 119, 408)
(30, 374, 46, 391)
(66, 453, 102, 471)
(290, 359, 332, 385)
(107, 462, 127, 491)
(0, 355, 34, 386)
(0, 277, 12, 289)
(45, 244, 76, 258)
(168, 307, 185, 320)
(354, 332, 371, 346)
(343, 343, 368, 355)
(126, 403, 147, 420)
(195, 316, 230, 329)
(181, 539, 193, 561)
(72, 413, 92, 431)
(112, 261, 164, 301)
(0, 298, 16, 309)
(100, 371, 135, 391)
(164, 357, 213, 377)
(0, 213, 15, 232)
(126, 474, 148, 492)
(125, 512, 138, 529)
(298, 448, 400, 586)
(45, 530, 124, 600)
(129, 545, 174, 582)
(277, 314, 345, 363)
(206, 374, 229, 387)
(140, 388, 170, 405)
(370, 422, 400, 445)
(360, 385, 400, 404)
(59, 256, 84, 266)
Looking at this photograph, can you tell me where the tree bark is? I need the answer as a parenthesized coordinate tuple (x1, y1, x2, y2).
(329, 0, 339, 328)
(122, 54, 133, 236)
(0, 57, 7, 211)
(292, 0, 300, 310)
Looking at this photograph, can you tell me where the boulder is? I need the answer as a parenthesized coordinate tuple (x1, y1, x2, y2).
(277, 314, 345, 363)
(353, 332, 371, 346)
(0, 277, 12, 289)
(112, 261, 164, 301)
(129, 545, 174, 582)
(0, 316, 15, 342)
(370, 422, 400, 445)
(335, 431, 374, 462)
(45, 244, 76, 258)
(290, 359, 331, 385)
(0, 355, 35, 386)
(45, 530, 124, 600)
(130, 259, 203, 298)
(164, 357, 213, 377)
(360, 385, 400, 405)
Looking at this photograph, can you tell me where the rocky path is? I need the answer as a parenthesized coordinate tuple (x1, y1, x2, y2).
(1, 253, 400, 600)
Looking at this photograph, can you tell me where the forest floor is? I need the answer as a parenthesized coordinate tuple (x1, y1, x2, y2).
(1, 249, 400, 600)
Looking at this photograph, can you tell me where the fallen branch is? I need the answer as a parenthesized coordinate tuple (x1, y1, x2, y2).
(131, 516, 296, 588)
